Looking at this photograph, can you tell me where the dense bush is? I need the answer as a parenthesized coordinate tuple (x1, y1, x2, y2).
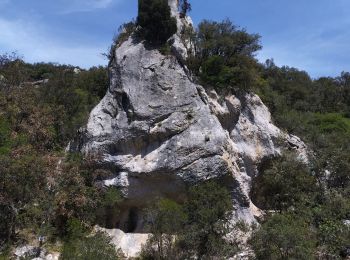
(142, 199, 187, 259)
(251, 213, 316, 260)
(251, 152, 317, 211)
(251, 60, 350, 258)
(187, 19, 261, 90)
(182, 181, 234, 258)
(137, 0, 177, 45)
(0, 57, 108, 248)
(60, 231, 121, 260)
(142, 181, 235, 259)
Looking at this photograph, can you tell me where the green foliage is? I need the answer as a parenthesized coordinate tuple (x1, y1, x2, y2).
(0, 244, 11, 260)
(147, 199, 187, 236)
(142, 182, 235, 259)
(53, 154, 124, 239)
(0, 60, 108, 150)
(65, 218, 89, 241)
(158, 43, 172, 56)
(250, 213, 316, 260)
(253, 61, 350, 258)
(142, 199, 187, 259)
(60, 231, 121, 260)
(181, 181, 234, 258)
(114, 21, 136, 47)
(251, 152, 317, 211)
(0, 151, 48, 244)
(317, 219, 350, 258)
(310, 113, 350, 134)
(188, 19, 261, 90)
(96, 187, 123, 229)
(137, 0, 177, 45)
(0, 117, 11, 155)
(0, 56, 109, 250)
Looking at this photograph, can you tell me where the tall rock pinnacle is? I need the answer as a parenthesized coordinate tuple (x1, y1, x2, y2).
(70, 0, 308, 235)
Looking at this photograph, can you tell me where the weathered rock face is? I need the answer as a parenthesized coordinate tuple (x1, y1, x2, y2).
(96, 227, 149, 258)
(70, 0, 307, 233)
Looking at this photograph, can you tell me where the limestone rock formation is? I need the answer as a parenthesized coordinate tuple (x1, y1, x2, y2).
(96, 227, 149, 258)
(70, 0, 307, 238)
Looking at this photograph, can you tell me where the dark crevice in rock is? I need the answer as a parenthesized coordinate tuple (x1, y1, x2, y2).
(176, 153, 222, 173)
(150, 112, 173, 126)
(116, 92, 135, 123)
(105, 124, 188, 158)
(196, 87, 208, 105)
(102, 107, 117, 119)
(121, 92, 130, 112)
(126, 208, 139, 233)
(169, 42, 194, 82)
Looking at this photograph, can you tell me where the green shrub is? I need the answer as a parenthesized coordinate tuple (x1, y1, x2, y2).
(114, 21, 136, 47)
(60, 231, 120, 260)
(250, 213, 316, 260)
(142, 198, 187, 259)
(181, 181, 235, 258)
(65, 218, 89, 241)
(310, 113, 350, 134)
(251, 152, 316, 211)
(158, 43, 172, 55)
(137, 0, 177, 45)
(317, 219, 350, 258)
(142, 182, 235, 259)
(0, 117, 11, 155)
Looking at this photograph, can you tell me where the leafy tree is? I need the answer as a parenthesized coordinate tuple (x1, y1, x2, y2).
(250, 213, 316, 260)
(188, 19, 261, 90)
(137, 0, 177, 45)
(0, 151, 47, 241)
(98, 187, 123, 229)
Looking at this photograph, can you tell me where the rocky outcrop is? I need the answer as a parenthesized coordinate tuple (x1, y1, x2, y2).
(13, 245, 59, 260)
(96, 227, 149, 258)
(70, 0, 307, 241)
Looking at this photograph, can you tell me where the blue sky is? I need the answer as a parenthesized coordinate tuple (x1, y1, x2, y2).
(0, 0, 349, 78)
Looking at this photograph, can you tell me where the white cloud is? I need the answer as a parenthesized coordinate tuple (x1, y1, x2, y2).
(0, 17, 108, 68)
(60, 0, 117, 14)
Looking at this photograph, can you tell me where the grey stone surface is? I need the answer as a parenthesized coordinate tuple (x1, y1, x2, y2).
(96, 227, 149, 258)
